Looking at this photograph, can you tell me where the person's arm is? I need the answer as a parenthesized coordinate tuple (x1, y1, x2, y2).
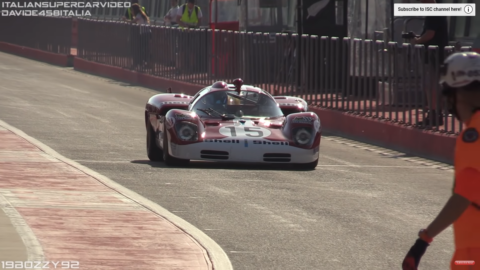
(178, 16, 185, 26)
(197, 8, 203, 26)
(177, 6, 186, 26)
(412, 18, 436, 44)
(425, 193, 470, 236)
(412, 30, 435, 44)
(425, 167, 480, 237)
(164, 9, 171, 20)
(125, 14, 139, 23)
(402, 167, 480, 269)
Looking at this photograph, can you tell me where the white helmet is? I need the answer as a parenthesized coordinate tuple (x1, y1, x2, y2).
(440, 52, 480, 91)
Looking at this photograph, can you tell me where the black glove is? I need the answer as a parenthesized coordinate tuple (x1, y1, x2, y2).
(402, 239, 429, 270)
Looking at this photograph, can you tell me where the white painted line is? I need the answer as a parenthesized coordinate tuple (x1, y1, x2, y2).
(0, 119, 233, 270)
(0, 65, 22, 71)
(0, 85, 15, 92)
(82, 112, 110, 124)
(323, 137, 453, 171)
(57, 84, 90, 94)
(316, 165, 445, 168)
(73, 160, 132, 164)
(321, 155, 361, 167)
(0, 193, 45, 270)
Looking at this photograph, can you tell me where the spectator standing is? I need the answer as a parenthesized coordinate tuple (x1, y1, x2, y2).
(164, 0, 180, 26)
(163, 0, 180, 67)
(125, 3, 151, 70)
(122, 0, 149, 70)
(175, 0, 203, 73)
(176, 0, 203, 29)
(410, 0, 449, 127)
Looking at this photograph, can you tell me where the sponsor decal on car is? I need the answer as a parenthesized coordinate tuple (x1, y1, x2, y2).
(204, 139, 240, 143)
(252, 140, 289, 146)
(219, 124, 272, 138)
(292, 116, 314, 123)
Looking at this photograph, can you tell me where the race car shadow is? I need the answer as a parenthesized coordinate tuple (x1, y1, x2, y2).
(130, 160, 316, 171)
(130, 160, 165, 168)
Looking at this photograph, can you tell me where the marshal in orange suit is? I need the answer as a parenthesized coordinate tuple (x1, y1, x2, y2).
(402, 52, 480, 270)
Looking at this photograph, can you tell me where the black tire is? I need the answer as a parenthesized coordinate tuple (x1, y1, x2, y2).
(163, 122, 190, 166)
(294, 159, 318, 170)
(146, 121, 163, 161)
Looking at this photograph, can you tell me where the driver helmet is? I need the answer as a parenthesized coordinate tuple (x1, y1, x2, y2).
(204, 81, 229, 105)
(205, 91, 227, 106)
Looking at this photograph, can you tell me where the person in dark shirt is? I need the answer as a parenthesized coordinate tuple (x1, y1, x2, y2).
(122, 0, 150, 71)
(411, 0, 449, 127)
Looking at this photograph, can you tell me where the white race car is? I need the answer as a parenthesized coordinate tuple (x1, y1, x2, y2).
(145, 79, 321, 169)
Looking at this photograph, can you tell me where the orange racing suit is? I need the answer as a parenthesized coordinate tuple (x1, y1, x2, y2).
(451, 110, 480, 269)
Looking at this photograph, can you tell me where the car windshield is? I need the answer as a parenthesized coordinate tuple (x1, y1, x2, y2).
(192, 90, 284, 119)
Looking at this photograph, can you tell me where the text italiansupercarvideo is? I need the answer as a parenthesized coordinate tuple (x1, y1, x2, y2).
(1, 2, 131, 8)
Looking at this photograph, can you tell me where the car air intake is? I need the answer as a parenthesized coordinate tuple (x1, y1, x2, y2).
(201, 150, 229, 160)
(263, 153, 291, 162)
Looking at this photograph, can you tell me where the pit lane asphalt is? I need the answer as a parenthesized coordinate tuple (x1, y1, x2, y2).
(0, 52, 455, 270)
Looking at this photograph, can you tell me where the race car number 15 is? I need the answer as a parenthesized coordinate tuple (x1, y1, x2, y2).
(219, 126, 271, 138)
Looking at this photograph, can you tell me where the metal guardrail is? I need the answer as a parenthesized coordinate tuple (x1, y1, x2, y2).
(0, 16, 72, 55)
(1, 17, 472, 135)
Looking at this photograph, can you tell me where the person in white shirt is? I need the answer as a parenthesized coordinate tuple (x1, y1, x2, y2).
(164, 0, 180, 26)
(176, 0, 203, 29)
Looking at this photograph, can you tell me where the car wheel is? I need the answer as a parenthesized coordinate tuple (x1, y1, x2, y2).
(146, 121, 163, 161)
(294, 159, 318, 170)
(163, 122, 190, 166)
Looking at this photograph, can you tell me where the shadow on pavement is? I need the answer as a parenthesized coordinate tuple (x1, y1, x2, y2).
(130, 160, 316, 171)
(382, 153, 416, 159)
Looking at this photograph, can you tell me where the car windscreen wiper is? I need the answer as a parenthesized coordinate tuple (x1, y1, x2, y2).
(197, 108, 236, 120)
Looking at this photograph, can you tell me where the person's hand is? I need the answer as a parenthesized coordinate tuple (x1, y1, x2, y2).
(402, 239, 429, 270)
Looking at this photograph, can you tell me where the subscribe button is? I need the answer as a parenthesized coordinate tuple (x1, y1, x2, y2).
(394, 3, 475, 16)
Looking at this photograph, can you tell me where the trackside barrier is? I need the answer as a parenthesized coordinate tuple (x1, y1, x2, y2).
(0, 17, 472, 137)
(0, 16, 72, 55)
(76, 18, 472, 135)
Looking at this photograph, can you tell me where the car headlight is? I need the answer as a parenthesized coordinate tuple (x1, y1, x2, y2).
(294, 128, 312, 145)
(176, 122, 198, 141)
